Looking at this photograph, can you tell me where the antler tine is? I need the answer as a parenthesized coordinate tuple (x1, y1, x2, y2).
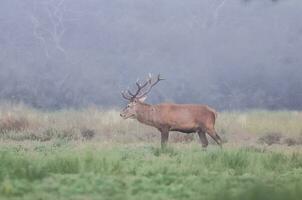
(122, 79, 150, 101)
(127, 89, 136, 97)
(157, 74, 165, 82)
(121, 90, 132, 100)
(137, 74, 164, 98)
(127, 79, 148, 97)
(136, 81, 149, 90)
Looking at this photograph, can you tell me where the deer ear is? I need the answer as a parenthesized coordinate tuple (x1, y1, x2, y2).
(138, 96, 147, 102)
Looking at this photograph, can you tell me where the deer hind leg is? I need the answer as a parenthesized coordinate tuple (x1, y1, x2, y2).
(207, 128, 222, 147)
(197, 131, 208, 148)
(159, 128, 169, 148)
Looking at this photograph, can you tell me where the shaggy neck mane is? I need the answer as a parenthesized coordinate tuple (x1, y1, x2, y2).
(136, 102, 156, 126)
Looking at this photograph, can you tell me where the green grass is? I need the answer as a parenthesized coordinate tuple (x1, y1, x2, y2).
(0, 144, 302, 200)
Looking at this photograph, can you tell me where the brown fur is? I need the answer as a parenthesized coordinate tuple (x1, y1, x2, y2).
(121, 100, 222, 148)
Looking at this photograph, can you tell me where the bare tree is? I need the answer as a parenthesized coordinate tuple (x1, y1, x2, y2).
(29, 0, 67, 58)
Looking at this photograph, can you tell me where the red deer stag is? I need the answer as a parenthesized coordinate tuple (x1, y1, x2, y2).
(120, 74, 222, 148)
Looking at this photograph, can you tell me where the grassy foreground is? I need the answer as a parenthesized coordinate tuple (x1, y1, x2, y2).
(0, 144, 302, 200)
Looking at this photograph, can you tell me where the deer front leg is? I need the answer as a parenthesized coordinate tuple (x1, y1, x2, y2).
(159, 128, 169, 148)
(198, 131, 208, 149)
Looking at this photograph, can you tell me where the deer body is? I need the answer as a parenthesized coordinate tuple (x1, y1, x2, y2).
(136, 103, 215, 133)
(120, 74, 222, 148)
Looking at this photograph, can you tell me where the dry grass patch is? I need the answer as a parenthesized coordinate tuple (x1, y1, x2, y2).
(0, 104, 302, 146)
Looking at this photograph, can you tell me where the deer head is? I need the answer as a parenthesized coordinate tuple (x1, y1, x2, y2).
(120, 74, 163, 119)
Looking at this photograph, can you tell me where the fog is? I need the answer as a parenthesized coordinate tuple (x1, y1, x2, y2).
(0, 0, 301, 110)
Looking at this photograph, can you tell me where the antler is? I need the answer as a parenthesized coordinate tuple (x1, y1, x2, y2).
(136, 74, 164, 98)
(121, 74, 164, 101)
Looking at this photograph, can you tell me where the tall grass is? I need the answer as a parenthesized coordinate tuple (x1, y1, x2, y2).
(217, 110, 302, 136)
(1, 103, 302, 144)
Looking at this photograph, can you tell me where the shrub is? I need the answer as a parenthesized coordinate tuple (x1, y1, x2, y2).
(258, 132, 282, 145)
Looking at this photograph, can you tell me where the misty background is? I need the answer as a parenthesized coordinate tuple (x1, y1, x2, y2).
(0, 0, 301, 110)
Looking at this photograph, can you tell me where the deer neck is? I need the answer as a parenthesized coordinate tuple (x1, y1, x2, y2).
(136, 103, 156, 126)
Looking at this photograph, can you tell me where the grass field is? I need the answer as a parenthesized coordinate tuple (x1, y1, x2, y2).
(0, 103, 302, 200)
